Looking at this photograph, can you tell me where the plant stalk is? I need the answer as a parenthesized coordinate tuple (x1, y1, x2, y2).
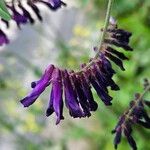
(80, 0, 114, 72)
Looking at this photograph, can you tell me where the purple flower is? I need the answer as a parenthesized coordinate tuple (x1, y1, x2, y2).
(80, 73, 98, 111)
(46, 68, 64, 124)
(39, 0, 66, 10)
(20, 22, 133, 125)
(112, 82, 150, 150)
(20, 64, 54, 107)
(62, 70, 84, 118)
(0, 0, 66, 47)
(7, 5, 28, 28)
(87, 68, 112, 106)
(18, 1, 35, 24)
(71, 73, 91, 117)
(0, 29, 9, 46)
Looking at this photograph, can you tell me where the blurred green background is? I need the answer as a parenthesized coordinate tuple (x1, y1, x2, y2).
(0, 0, 150, 150)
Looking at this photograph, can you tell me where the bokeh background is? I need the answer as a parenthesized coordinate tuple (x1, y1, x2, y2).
(0, 0, 150, 150)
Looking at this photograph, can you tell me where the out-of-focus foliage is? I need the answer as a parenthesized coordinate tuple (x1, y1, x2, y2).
(0, 0, 11, 21)
(0, 0, 150, 150)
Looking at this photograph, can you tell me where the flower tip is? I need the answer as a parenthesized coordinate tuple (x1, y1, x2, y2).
(114, 145, 118, 150)
(56, 116, 64, 125)
(56, 120, 60, 125)
(46, 108, 54, 117)
(111, 130, 116, 134)
(111, 85, 120, 91)
(31, 81, 37, 88)
(20, 99, 28, 107)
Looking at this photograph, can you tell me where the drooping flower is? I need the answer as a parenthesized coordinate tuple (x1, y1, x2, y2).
(7, 4, 28, 28)
(20, 20, 133, 124)
(46, 68, 64, 125)
(62, 70, 84, 118)
(0, 0, 66, 46)
(20, 64, 54, 107)
(112, 80, 150, 150)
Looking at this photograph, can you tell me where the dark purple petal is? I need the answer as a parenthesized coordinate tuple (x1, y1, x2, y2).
(0, 29, 9, 46)
(31, 81, 38, 88)
(1, 19, 9, 28)
(104, 39, 133, 51)
(46, 88, 54, 116)
(80, 73, 98, 111)
(49, 68, 64, 124)
(91, 65, 108, 93)
(95, 61, 119, 91)
(71, 74, 91, 117)
(106, 47, 128, 60)
(114, 127, 122, 149)
(106, 29, 132, 38)
(18, 1, 35, 24)
(49, 0, 66, 9)
(137, 120, 150, 129)
(63, 70, 84, 118)
(88, 70, 112, 105)
(144, 100, 150, 107)
(39, 0, 66, 10)
(105, 51, 125, 71)
(99, 53, 116, 77)
(20, 64, 54, 107)
(7, 5, 27, 28)
(126, 135, 137, 150)
(124, 126, 137, 150)
(27, 0, 43, 21)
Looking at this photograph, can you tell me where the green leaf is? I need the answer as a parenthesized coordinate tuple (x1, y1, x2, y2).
(0, 0, 11, 21)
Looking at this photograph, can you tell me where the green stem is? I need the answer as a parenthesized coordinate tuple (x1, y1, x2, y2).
(96, 0, 114, 58)
(127, 84, 150, 118)
(80, 0, 114, 72)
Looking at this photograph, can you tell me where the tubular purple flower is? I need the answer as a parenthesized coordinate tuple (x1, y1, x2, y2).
(71, 74, 91, 117)
(49, 0, 65, 8)
(62, 70, 84, 118)
(20, 64, 54, 107)
(95, 61, 119, 90)
(47, 68, 64, 125)
(106, 47, 128, 60)
(99, 53, 116, 77)
(80, 73, 98, 111)
(39, 0, 66, 10)
(114, 127, 122, 149)
(7, 5, 28, 28)
(91, 65, 108, 93)
(105, 51, 125, 71)
(88, 69, 112, 106)
(18, 1, 35, 24)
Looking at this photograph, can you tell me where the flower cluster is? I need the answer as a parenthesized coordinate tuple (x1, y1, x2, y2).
(20, 21, 133, 124)
(112, 79, 150, 150)
(0, 0, 66, 46)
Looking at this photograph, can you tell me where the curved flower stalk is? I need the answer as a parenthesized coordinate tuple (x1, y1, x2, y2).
(20, 18, 133, 124)
(0, 0, 66, 46)
(112, 79, 150, 150)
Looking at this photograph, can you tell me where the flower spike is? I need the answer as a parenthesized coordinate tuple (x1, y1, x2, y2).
(20, 20, 133, 124)
(112, 79, 150, 150)
(0, 0, 66, 46)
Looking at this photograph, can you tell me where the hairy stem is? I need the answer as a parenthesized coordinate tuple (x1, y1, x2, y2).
(80, 0, 114, 72)
(97, 0, 114, 54)
(127, 84, 150, 117)
(123, 84, 150, 124)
